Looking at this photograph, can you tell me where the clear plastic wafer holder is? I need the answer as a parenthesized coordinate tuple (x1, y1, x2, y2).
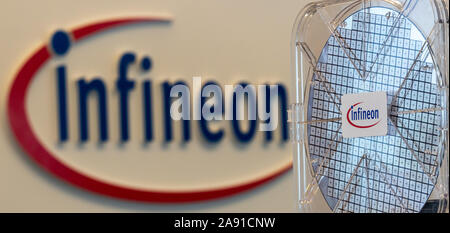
(288, 0, 449, 213)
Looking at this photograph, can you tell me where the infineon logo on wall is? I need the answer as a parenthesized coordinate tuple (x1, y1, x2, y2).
(7, 16, 292, 202)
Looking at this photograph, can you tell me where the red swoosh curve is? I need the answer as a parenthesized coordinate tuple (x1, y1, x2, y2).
(7, 17, 292, 203)
(346, 102, 380, 129)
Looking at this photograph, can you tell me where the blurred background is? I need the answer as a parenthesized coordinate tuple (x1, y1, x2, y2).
(0, 0, 317, 212)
